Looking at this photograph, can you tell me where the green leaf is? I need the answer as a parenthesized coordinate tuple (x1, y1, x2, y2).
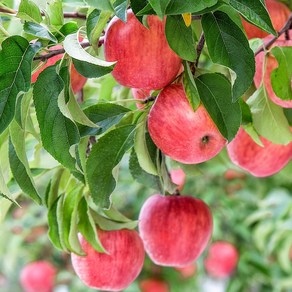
(78, 198, 106, 253)
(165, 15, 196, 62)
(239, 99, 253, 125)
(86, 9, 100, 43)
(85, 0, 114, 11)
(202, 11, 255, 101)
(195, 73, 241, 141)
(55, 22, 79, 42)
(23, 22, 57, 42)
(113, 0, 129, 21)
(46, 0, 64, 26)
(33, 65, 81, 172)
(148, 0, 170, 18)
(271, 46, 292, 101)
(17, 0, 43, 23)
(247, 86, 292, 145)
(0, 36, 36, 134)
(64, 32, 115, 78)
(183, 61, 200, 111)
(134, 113, 158, 175)
(62, 186, 85, 255)
(86, 125, 135, 209)
(78, 103, 130, 137)
(242, 123, 264, 147)
(166, 0, 218, 14)
(230, 0, 276, 36)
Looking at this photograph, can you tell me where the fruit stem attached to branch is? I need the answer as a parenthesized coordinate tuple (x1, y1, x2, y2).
(189, 32, 205, 75)
(255, 12, 292, 56)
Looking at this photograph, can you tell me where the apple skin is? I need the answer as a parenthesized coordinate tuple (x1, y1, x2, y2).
(204, 241, 239, 278)
(148, 84, 227, 164)
(242, 0, 290, 39)
(20, 261, 56, 292)
(104, 10, 182, 90)
(227, 127, 292, 177)
(170, 168, 186, 191)
(175, 263, 197, 278)
(71, 228, 145, 291)
(32, 45, 87, 94)
(254, 35, 292, 108)
(139, 279, 169, 292)
(139, 194, 213, 267)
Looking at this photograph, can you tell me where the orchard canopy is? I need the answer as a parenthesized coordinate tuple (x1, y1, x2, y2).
(1, 0, 292, 291)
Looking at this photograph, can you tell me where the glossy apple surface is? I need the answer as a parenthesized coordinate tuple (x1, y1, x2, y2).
(71, 228, 145, 291)
(139, 279, 169, 292)
(242, 0, 290, 39)
(32, 45, 87, 94)
(148, 84, 226, 164)
(139, 194, 213, 267)
(104, 10, 181, 90)
(227, 127, 292, 177)
(20, 261, 56, 292)
(254, 35, 292, 108)
(204, 241, 239, 278)
(170, 168, 186, 190)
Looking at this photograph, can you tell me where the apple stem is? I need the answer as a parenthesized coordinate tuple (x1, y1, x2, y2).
(189, 32, 205, 75)
(86, 136, 97, 157)
(173, 189, 181, 196)
(255, 12, 292, 56)
(142, 96, 156, 104)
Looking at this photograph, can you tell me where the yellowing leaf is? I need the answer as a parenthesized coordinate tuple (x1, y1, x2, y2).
(182, 13, 192, 26)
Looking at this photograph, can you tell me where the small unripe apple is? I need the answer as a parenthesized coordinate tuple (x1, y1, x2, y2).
(227, 127, 292, 177)
(32, 45, 87, 94)
(170, 168, 186, 190)
(254, 34, 292, 108)
(204, 241, 239, 278)
(148, 84, 226, 164)
(139, 278, 169, 292)
(139, 194, 213, 267)
(71, 228, 145, 291)
(104, 10, 182, 90)
(132, 88, 151, 109)
(175, 263, 197, 278)
(20, 261, 56, 292)
(242, 0, 290, 39)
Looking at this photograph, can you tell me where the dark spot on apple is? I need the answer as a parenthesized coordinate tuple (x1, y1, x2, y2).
(201, 136, 209, 144)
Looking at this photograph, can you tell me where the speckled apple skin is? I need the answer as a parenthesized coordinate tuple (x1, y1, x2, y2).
(204, 241, 239, 278)
(140, 278, 169, 292)
(104, 10, 181, 90)
(227, 127, 292, 177)
(20, 261, 56, 292)
(71, 229, 145, 291)
(31, 45, 87, 94)
(254, 35, 292, 108)
(139, 194, 213, 267)
(242, 0, 290, 40)
(148, 84, 227, 164)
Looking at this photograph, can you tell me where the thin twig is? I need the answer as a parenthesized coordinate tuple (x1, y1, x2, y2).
(255, 12, 292, 56)
(195, 32, 205, 68)
(191, 15, 202, 20)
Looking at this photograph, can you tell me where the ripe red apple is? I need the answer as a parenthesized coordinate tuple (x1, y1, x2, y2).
(242, 0, 290, 39)
(104, 10, 182, 90)
(170, 168, 186, 190)
(227, 127, 292, 177)
(71, 228, 145, 291)
(254, 34, 292, 108)
(139, 194, 213, 267)
(204, 241, 239, 278)
(148, 84, 226, 164)
(175, 263, 197, 278)
(139, 279, 169, 292)
(20, 261, 56, 292)
(32, 45, 87, 94)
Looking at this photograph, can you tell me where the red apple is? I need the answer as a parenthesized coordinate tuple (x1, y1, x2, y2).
(139, 278, 169, 292)
(242, 0, 290, 39)
(104, 10, 182, 90)
(139, 194, 213, 267)
(254, 34, 292, 108)
(32, 45, 87, 94)
(148, 84, 226, 164)
(170, 168, 186, 190)
(20, 261, 56, 292)
(132, 88, 151, 109)
(71, 228, 145, 291)
(204, 241, 239, 278)
(175, 263, 197, 278)
(227, 127, 292, 177)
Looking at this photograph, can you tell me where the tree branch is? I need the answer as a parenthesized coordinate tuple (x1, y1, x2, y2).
(255, 12, 292, 56)
(189, 32, 205, 75)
